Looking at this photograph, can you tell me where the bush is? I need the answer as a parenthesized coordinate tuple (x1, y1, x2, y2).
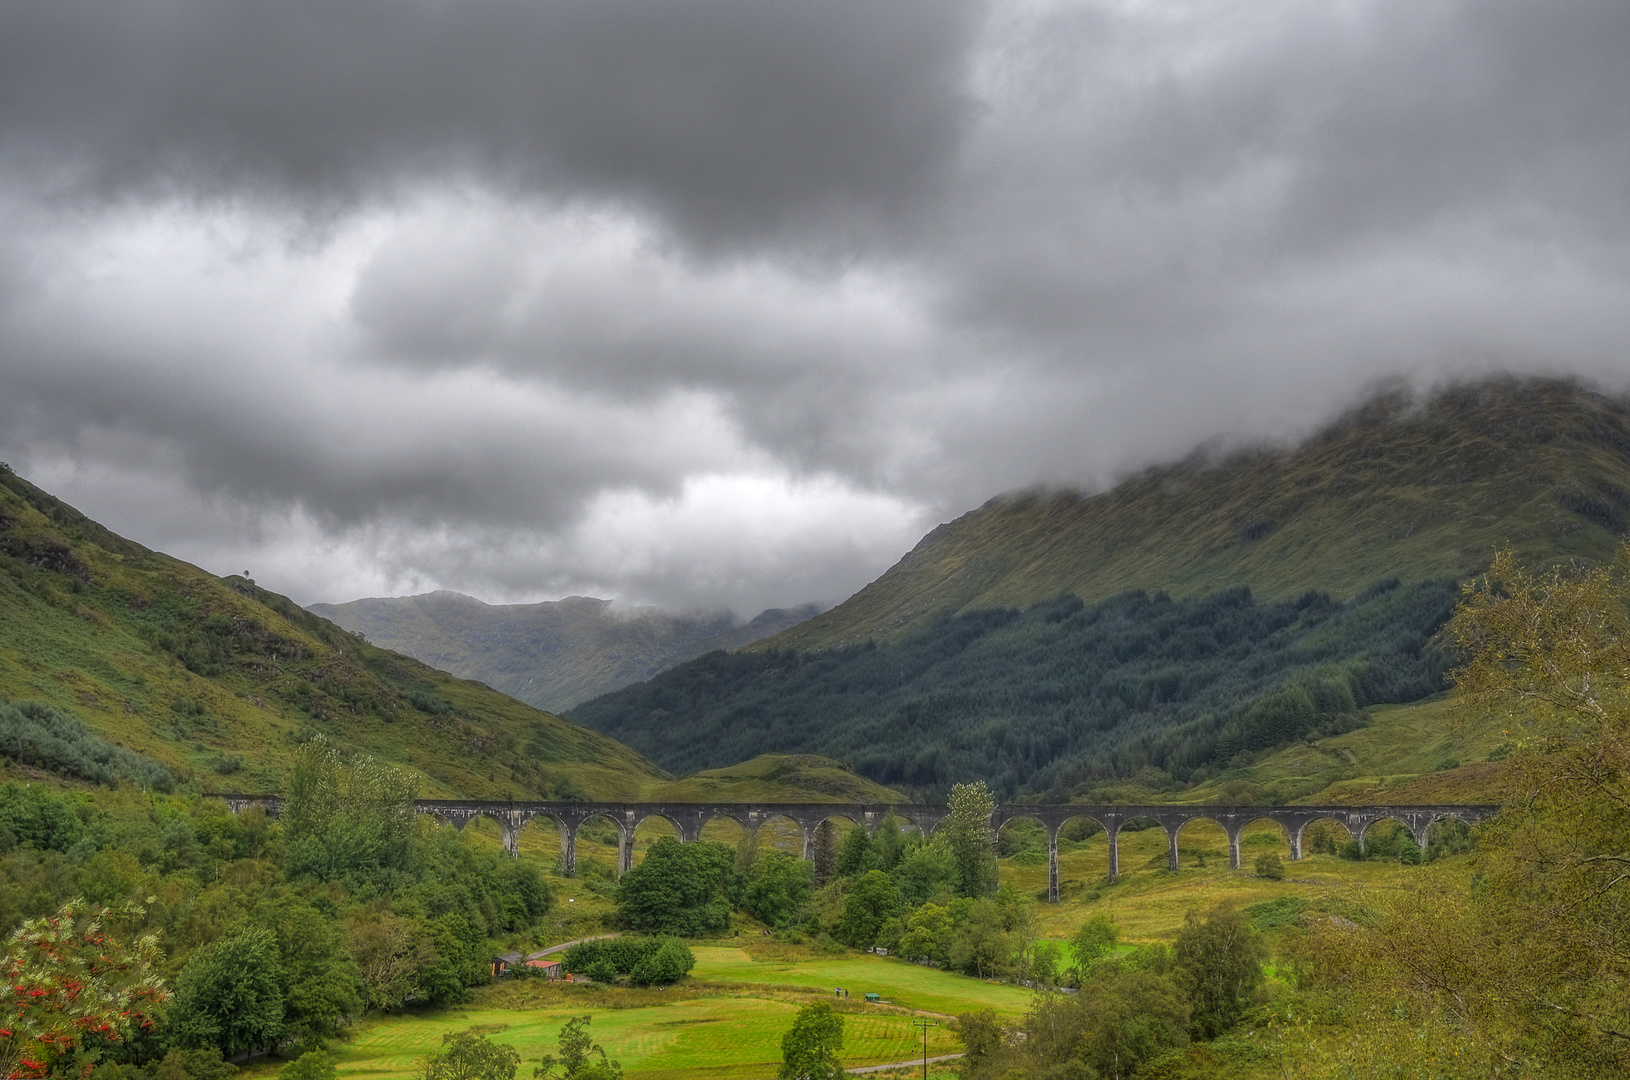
(0, 698, 174, 790)
(1254, 852, 1285, 880)
(560, 938, 695, 986)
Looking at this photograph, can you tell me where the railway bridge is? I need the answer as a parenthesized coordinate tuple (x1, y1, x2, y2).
(215, 795, 1498, 903)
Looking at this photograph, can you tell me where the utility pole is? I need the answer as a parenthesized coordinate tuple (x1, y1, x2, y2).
(913, 1019, 934, 1080)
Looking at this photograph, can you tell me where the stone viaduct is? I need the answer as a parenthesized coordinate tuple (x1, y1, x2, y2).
(215, 795, 1498, 903)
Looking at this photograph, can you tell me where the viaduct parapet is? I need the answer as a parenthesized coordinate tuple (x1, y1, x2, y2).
(214, 795, 1497, 903)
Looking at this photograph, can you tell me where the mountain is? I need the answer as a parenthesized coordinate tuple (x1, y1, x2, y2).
(307, 592, 820, 713)
(569, 377, 1630, 798)
(0, 466, 670, 800)
(765, 376, 1630, 652)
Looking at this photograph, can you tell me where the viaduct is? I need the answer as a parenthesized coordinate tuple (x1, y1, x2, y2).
(215, 795, 1497, 904)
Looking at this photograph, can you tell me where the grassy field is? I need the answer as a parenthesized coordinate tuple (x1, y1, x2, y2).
(247, 976, 965, 1080)
(689, 946, 1032, 1020)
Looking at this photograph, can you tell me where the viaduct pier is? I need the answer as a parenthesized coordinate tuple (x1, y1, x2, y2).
(215, 795, 1497, 903)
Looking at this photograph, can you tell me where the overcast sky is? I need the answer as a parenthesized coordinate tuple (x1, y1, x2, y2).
(2, 0, 1627, 617)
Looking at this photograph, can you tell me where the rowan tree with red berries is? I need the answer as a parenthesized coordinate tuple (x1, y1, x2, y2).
(0, 898, 166, 1078)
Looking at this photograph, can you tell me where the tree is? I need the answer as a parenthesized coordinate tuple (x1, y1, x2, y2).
(833, 870, 901, 949)
(628, 940, 694, 987)
(0, 899, 165, 1079)
(892, 841, 956, 905)
(937, 782, 997, 898)
(614, 838, 734, 936)
(282, 737, 418, 883)
(256, 894, 365, 1048)
(811, 822, 837, 886)
(1029, 942, 1061, 988)
(873, 811, 910, 871)
(778, 1001, 843, 1080)
(743, 852, 814, 929)
(834, 826, 879, 879)
(947, 898, 1010, 979)
(952, 1010, 1007, 1073)
(535, 1015, 621, 1080)
(347, 910, 435, 1013)
(1068, 913, 1120, 981)
(1253, 852, 1285, 880)
(279, 1049, 338, 1080)
(418, 1029, 520, 1080)
(898, 903, 953, 964)
(169, 925, 286, 1059)
(1172, 904, 1265, 1038)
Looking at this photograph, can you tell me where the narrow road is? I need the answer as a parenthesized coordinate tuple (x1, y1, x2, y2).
(846, 1053, 964, 1074)
(531, 933, 618, 958)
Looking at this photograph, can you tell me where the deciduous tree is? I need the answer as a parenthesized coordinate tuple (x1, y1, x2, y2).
(169, 925, 285, 1059)
(938, 782, 997, 898)
(0, 899, 165, 1079)
(535, 1015, 620, 1080)
(418, 1029, 520, 1080)
(778, 1001, 843, 1080)
(1172, 904, 1265, 1038)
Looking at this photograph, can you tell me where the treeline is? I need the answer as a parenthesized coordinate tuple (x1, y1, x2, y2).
(570, 579, 1457, 797)
(0, 739, 556, 1079)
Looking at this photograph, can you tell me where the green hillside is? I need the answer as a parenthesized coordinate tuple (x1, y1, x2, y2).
(766, 377, 1630, 652)
(572, 377, 1630, 799)
(309, 591, 819, 713)
(571, 577, 1459, 797)
(0, 465, 670, 800)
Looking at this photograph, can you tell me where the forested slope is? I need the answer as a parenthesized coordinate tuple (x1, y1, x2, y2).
(765, 377, 1630, 652)
(571, 578, 1457, 798)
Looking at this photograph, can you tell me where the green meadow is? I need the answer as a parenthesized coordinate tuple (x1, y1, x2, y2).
(254, 980, 964, 1080)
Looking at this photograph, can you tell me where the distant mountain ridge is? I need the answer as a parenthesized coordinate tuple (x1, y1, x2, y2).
(761, 377, 1630, 653)
(307, 591, 821, 713)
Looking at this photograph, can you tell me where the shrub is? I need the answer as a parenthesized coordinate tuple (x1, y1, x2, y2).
(1254, 852, 1285, 880)
(0, 698, 174, 790)
(560, 938, 695, 986)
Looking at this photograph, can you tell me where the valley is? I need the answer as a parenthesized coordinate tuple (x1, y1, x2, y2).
(4, 376, 1628, 1080)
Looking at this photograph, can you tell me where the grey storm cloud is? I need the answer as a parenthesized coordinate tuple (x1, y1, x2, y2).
(1, 0, 1628, 616)
(0, 0, 981, 246)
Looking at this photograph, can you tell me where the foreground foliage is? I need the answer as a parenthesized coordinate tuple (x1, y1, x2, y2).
(1327, 549, 1630, 1076)
(778, 1002, 844, 1080)
(0, 900, 165, 1078)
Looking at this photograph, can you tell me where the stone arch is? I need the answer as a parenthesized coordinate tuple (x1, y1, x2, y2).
(895, 809, 944, 840)
(628, 812, 684, 873)
(1356, 814, 1420, 860)
(1112, 814, 1167, 876)
(697, 810, 749, 848)
(752, 811, 809, 860)
(453, 810, 516, 856)
(515, 812, 566, 868)
(1293, 815, 1356, 861)
(1171, 814, 1232, 872)
(1233, 816, 1293, 871)
(1050, 813, 1110, 902)
(572, 810, 631, 877)
(1421, 811, 1476, 859)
